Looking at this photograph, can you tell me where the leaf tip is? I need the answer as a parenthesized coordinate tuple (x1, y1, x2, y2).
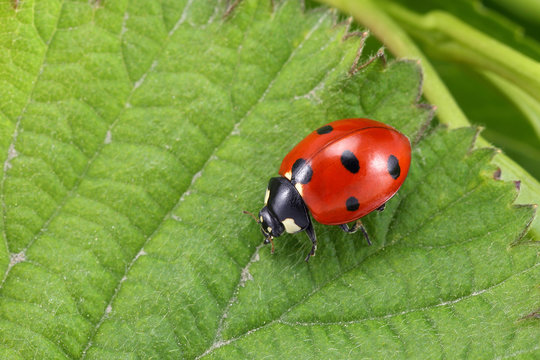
(510, 203, 538, 247)
(346, 32, 370, 75)
(412, 103, 436, 146)
(493, 167, 502, 180)
(340, 16, 369, 42)
(349, 46, 386, 76)
(466, 126, 484, 154)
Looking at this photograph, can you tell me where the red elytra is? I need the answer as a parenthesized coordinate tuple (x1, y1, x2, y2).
(279, 118, 411, 225)
(252, 118, 411, 261)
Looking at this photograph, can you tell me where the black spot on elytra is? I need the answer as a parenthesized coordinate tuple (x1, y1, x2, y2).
(316, 125, 333, 135)
(387, 155, 400, 179)
(346, 196, 359, 211)
(291, 158, 313, 184)
(341, 150, 360, 174)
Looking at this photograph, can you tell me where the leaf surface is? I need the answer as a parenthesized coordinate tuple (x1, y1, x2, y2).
(0, 0, 537, 359)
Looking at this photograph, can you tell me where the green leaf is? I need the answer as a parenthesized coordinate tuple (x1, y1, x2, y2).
(0, 0, 537, 359)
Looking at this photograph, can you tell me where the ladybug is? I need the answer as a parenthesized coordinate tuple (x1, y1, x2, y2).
(247, 118, 411, 261)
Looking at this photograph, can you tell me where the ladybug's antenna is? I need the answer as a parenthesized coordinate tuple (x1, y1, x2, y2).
(242, 210, 260, 223)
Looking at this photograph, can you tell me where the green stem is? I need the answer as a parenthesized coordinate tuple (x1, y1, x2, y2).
(384, 3, 540, 104)
(482, 71, 540, 139)
(489, 0, 540, 24)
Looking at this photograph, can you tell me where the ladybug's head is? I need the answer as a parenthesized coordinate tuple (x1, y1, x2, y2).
(244, 176, 311, 255)
(243, 206, 284, 254)
(258, 206, 285, 242)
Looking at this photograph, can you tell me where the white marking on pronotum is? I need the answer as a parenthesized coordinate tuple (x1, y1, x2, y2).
(284, 171, 292, 180)
(264, 188, 270, 205)
(282, 218, 301, 233)
(294, 183, 303, 197)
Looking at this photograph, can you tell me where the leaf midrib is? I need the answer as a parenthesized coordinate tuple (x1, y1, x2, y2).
(207, 7, 346, 349)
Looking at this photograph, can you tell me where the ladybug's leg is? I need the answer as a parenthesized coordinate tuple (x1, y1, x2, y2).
(304, 220, 317, 262)
(339, 220, 372, 246)
(263, 237, 275, 254)
(376, 203, 386, 212)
